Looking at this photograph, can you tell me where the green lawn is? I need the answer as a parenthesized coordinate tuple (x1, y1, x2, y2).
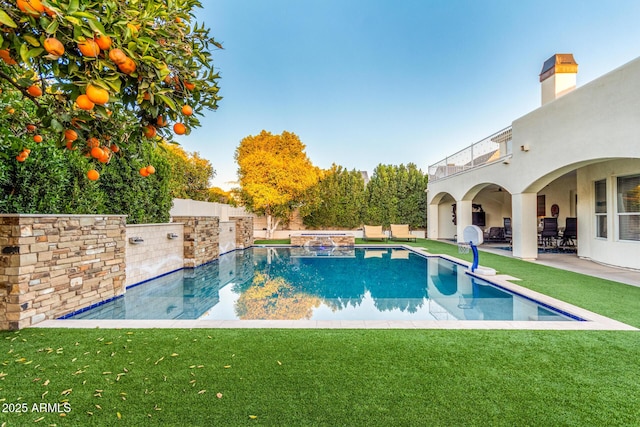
(2, 239, 639, 426)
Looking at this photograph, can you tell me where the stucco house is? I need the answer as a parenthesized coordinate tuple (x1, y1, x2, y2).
(426, 53, 640, 271)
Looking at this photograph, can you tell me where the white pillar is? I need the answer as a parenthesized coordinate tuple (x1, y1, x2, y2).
(456, 200, 472, 243)
(512, 193, 538, 259)
(428, 203, 439, 239)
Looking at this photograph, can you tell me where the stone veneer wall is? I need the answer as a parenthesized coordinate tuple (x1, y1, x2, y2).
(290, 233, 355, 247)
(172, 216, 219, 268)
(230, 216, 253, 249)
(0, 215, 126, 330)
(125, 223, 184, 287)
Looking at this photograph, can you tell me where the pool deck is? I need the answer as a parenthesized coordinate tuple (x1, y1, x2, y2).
(34, 245, 638, 331)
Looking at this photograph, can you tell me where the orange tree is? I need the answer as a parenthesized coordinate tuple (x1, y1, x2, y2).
(0, 0, 221, 180)
(235, 130, 322, 239)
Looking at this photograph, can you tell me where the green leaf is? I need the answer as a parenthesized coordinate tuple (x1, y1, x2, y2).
(67, 0, 79, 14)
(27, 48, 44, 59)
(103, 77, 122, 93)
(87, 18, 107, 36)
(0, 10, 17, 28)
(45, 20, 59, 35)
(66, 16, 81, 26)
(156, 94, 177, 111)
(50, 118, 64, 132)
(19, 43, 29, 63)
(24, 35, 41, 47)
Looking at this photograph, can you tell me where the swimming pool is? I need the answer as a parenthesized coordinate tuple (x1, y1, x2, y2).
(67, 247, 580, 322)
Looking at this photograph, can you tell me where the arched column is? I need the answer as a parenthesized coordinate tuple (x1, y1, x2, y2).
(456, 200, 472, 243)
(427, 203, 439, 239)
(511, 193, 538, 259)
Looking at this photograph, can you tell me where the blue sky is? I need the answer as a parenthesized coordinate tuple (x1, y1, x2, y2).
(182, 0, 640, 190)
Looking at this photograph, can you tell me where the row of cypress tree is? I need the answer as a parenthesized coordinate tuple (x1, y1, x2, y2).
(303, 163, 429, 229)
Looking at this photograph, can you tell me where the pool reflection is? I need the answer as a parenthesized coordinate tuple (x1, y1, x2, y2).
(70, 247, 572, 321)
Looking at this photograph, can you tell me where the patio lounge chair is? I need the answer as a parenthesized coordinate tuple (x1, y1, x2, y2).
(363, 225, 387, 241)
(390, 224, 416, 242)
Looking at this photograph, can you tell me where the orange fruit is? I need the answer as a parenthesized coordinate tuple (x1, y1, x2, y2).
(65, 140, 75, 150)
(64, 129, 78, 141)
(23, 148, 31, 154)
(43, 37, 65, 56)
(86, 84, 109, 105)
(33, 135, 43, 143)
(78, 39, 100, 57)
(146, 165, 156, 175)
(117, 57, 136, 74)
(139, 167, 150, 177)
(75, 94, 95, 110)
(90, 146, 104, 159)
(17, 0, 44, 16)
(26, 124, 36, 132)
(142, 124, 157, 138)
(98, 152, 110, 163)
(181, 105, 193, 116)
(43, 5, 55, 16)
(143, 92, 151, 101)
(184, 81, 196, 90)
(0, 49, 17, 65)
(156, 115, 167, 127)
(95, 34, 112, 50)
(16, 154, 27, 162)
(108, 48, 128, 65)
(87, 137, 100, 148)
(27, 85, 42, 97)
(173, 123, 187, 135)
(110, 144, 119, 153)
(87, 169, 100, 181)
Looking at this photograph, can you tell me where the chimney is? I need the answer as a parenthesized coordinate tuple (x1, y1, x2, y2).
(539, 54, 578, 105)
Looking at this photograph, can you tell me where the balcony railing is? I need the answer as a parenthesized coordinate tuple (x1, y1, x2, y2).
(428, 126, 512, 181)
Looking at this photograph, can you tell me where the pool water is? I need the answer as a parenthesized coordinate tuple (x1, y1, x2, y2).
(68, 247, 577, 322)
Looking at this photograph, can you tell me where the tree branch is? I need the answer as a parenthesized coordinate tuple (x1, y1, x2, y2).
(0, 69, 42, 109)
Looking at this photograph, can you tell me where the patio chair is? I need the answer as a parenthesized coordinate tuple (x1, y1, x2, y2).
(484, 227, 505, 243)
(561, 217, 577, 247)
(540, 217, 558, 248)
(390, 224, 416, 242)
(363, 225, 387, 241)
(503, 218, 512, 244)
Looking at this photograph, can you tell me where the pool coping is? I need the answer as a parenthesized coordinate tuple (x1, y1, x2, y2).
(34, 245, 638, 331)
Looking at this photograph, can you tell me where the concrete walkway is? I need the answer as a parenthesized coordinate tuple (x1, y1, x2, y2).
(479, 245, 640, 287)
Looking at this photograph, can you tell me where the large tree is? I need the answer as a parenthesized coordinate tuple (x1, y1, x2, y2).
(0, 0, 221, 181)
(160, 142, 214, 201)
(303, 164, 366, 229)
(235, 130, 321, 239)
(365, 163, 428, 228)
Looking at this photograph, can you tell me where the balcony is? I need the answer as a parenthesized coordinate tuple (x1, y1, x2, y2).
(428, 126, 512, 181)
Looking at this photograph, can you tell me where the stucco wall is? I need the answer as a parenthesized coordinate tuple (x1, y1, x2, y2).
(577, 159, 640, 269)
(427, 56, 640, 268)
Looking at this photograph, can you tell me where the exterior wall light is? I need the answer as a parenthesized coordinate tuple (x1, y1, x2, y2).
(167, 233, 179, 239)
(129, 237, 144, 244)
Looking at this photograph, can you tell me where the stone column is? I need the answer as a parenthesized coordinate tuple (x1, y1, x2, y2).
(230, 216, 253, 249)
(172, 216, 220, 268)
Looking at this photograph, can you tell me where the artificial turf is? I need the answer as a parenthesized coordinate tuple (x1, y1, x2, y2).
(1, 239, 639, 426)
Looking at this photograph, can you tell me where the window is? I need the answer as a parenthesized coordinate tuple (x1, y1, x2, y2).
(595, 179, 607, 238)
(617, 175, 640, 241)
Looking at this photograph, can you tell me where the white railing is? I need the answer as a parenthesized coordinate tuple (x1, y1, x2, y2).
(428, 126, 512, 181)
